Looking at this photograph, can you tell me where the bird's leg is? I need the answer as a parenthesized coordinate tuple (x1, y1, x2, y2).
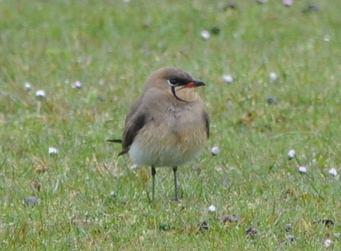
(151, 166, 156, 201)
(173, 166, 178, 201)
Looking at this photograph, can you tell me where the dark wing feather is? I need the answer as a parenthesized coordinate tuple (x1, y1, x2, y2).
(119, 112, 147, 155)
(203, 111, 210, 138)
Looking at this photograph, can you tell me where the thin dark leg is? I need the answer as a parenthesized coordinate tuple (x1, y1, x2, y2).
(151, 166, 156, 201)
(173, 166, 178, 201)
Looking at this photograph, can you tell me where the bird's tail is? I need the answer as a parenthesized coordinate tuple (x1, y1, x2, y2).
(106, 139, 122, 143)
(106, 138, 127, 156)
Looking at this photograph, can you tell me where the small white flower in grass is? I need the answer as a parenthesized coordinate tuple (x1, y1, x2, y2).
(324, 239, 332, 248)
(72, 80, 82, 89)
(211, 146, 220, 156)
(328, 168, 337, 177)
(48, 147, 59, 155)
(35, 90, 46, 98)
(269, 72, 278, 82)
(282, 0, 293, 7)
(200, 30, 210, 40)
(298, 166, 307, 174)
(288, 149, 296, 159)
(24, 82, 32, 91)
(323, 35, 330, 42)
(208, 205, 216, 213)
(222, 74, 234, 84)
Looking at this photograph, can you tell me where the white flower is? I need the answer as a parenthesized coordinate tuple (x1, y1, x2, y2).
(328, 168, 337, 177)
(211, 146, 220, 156)
(201, 30, 210, 40)
(24, 82, 32, 91)
(282, 0, 293, 7)
(323, 35, 330, 42)
(72, 80, 82, 89)
(208, 205, 216, 212)
(35, 90, 46, 98)
(288, 149, 296, 159)
(324, 239, 332, 248)
(48, 147, 59, 155)
(222, 74, 234, 84)
(298, 166, 307, 174)
(269, 72, 278, 81)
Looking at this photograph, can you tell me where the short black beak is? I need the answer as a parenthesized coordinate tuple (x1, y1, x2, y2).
(194, 80, 205, 86)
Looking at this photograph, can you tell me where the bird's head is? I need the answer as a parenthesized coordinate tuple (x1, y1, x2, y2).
(145, 67, 205, 102)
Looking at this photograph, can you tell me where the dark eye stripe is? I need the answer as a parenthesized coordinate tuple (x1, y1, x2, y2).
(169, 78, 190, 85)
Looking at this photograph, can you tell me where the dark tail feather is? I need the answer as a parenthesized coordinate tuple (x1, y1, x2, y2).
(107, 139, 122, 143)
(106, 139, 127, 156)
(118, 151, 126, 156)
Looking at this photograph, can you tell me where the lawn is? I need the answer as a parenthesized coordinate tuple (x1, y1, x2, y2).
(0, 0, 340, 250)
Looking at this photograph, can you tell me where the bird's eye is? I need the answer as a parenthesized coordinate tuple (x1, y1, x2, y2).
(168, 79, 178, 86)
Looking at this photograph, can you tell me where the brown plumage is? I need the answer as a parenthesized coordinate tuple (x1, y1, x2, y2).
(114, 67, 209, 201)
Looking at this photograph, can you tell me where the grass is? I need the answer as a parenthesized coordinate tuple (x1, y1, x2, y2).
(0, 0, 340, 249)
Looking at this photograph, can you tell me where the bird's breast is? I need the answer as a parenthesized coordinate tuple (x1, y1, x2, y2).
(128, 104, 207, 166)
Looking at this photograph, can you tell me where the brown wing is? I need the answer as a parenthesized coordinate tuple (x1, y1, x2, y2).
(115, 97, 143, 155)
(119, 111, 148, 156)
(203, 111, 210, 138)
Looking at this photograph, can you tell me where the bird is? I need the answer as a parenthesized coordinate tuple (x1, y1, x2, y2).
(109, 67, 209, 201)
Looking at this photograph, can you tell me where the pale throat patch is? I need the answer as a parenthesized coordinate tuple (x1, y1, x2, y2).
(174, 87, 198, 102)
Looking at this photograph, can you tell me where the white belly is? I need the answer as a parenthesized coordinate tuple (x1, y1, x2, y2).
(128, 125, 206, 167)
(129, 140, 202, 167)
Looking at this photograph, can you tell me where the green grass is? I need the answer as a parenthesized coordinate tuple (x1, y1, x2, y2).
(0, 0, 340, 249)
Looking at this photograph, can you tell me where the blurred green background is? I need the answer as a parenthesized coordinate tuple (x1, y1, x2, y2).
(0, 0, 340, 249)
